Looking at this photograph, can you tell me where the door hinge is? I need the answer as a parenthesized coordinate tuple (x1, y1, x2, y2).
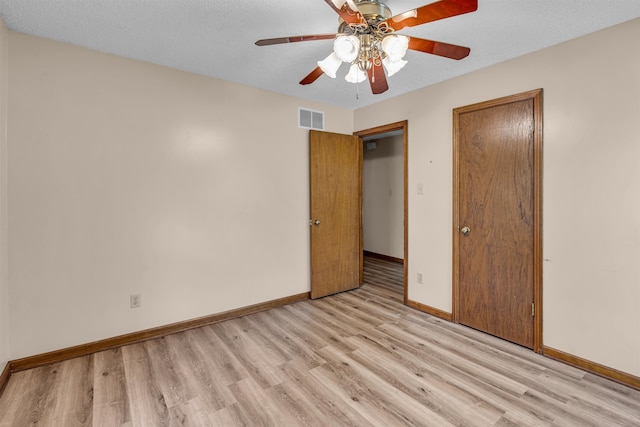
(531, 302, 535, 317)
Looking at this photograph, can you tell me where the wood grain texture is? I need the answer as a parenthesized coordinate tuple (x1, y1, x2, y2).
(458, 97, 535, 348)
(407, 36, 470, 59)
(0, 362, 9, 398)
(354, 120, 408, 304)
(9, 292, 309, 373)
(407, 299, 453, 322)
(309, 130, 361, 299)
(383, 0, 478, 31)
(367, 60, 388, 94)
(453, 89, 543, 351)
(1, 257, 639, 426)
(93, 348, 131, 426)
(363, 250, 403, 264)
(544, 346, 640, 390)
(299, 66, 324, 86)
(255, 34, 336, 46)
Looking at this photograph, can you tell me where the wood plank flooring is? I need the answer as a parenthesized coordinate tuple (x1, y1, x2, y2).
(1, 257, 639, 426)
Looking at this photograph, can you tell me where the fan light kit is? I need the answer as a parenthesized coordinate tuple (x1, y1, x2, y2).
(256, 0, 478, 95)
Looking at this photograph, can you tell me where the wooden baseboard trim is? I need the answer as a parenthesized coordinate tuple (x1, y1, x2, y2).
(363, 250, 403, 264)
(544, 346, 640, 390)
(407, 299, 453, 322)
(0, 361, 10, 398)
(10, 292, 310, 373)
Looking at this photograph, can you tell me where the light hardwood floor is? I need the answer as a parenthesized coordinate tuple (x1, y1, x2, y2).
(1, 257, 639, 426)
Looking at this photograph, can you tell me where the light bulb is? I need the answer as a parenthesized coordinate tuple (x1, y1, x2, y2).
(345, 63, 367, 83)
(381, 34, 409, 62)
(382, 56, 408, 77)
(317, 52, 342, 78)
(334, 35, 360, 63)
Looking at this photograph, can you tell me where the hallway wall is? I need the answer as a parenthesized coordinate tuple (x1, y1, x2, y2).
(362, 134, 404, 259)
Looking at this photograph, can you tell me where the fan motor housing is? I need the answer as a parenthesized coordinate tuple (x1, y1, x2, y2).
(338, 0, 392, 33)
(355, 0, 392, 22)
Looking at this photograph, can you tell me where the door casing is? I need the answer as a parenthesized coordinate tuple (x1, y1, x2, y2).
(355, 121, 408, 303)
(452, 89, 543, 353)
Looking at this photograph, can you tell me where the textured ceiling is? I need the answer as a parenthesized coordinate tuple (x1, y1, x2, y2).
(0, 0, 639, 109)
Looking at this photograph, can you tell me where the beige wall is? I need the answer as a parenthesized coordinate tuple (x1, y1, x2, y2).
(7, 33, 353, 359)
(362, 134, 404, 259)
(355, 18, 640, 377)
(0, 19, 9, 369)
(3, 17, 639, 381)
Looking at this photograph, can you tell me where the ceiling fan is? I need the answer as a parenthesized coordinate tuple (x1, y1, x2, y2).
(256, 0, 478, 95)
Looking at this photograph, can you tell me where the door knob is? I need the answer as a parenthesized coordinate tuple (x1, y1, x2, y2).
(461, 226, 470, 235)
(314, 219, 321, 225)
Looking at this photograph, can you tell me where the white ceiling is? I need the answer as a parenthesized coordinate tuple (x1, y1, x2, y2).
(0, 0, 639, 110)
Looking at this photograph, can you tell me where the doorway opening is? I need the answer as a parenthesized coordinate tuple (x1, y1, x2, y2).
(355, 121, 408, 303)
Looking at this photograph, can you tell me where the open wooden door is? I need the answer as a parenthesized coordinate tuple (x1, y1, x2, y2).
(310, 130, 362, 299)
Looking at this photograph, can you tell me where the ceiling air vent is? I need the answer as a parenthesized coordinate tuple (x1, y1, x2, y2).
(299, 107, 324, 130)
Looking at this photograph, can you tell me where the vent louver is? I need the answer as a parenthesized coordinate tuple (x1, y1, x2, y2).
(299, 108, 324, 130)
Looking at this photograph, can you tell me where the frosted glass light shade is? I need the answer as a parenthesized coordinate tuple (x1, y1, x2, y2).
(334, 35, 360, 63)
(345, 0, 359, 11)
(317, 53, 342, 78)
(381, 34, 409, 62)
(382, 56, 408, 77)
(345, 63, 367, 83)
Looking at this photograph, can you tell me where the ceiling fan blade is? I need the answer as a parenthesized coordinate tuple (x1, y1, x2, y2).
(323, 0, 364, 25)
(408, 37, 470, 60)
(256, 34, 336, 46)
(383, 0, 478, 31)
(367, 61, 389, 94)
(300, 66, 325, 85)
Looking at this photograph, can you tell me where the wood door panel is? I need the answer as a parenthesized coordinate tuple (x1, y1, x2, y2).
(310, 130, 361, 299)
(457, 99, 535, 348)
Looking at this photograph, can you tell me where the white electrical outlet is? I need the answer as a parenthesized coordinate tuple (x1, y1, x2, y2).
(130, 294, 141, 308)
(417, 273, 423, 284)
